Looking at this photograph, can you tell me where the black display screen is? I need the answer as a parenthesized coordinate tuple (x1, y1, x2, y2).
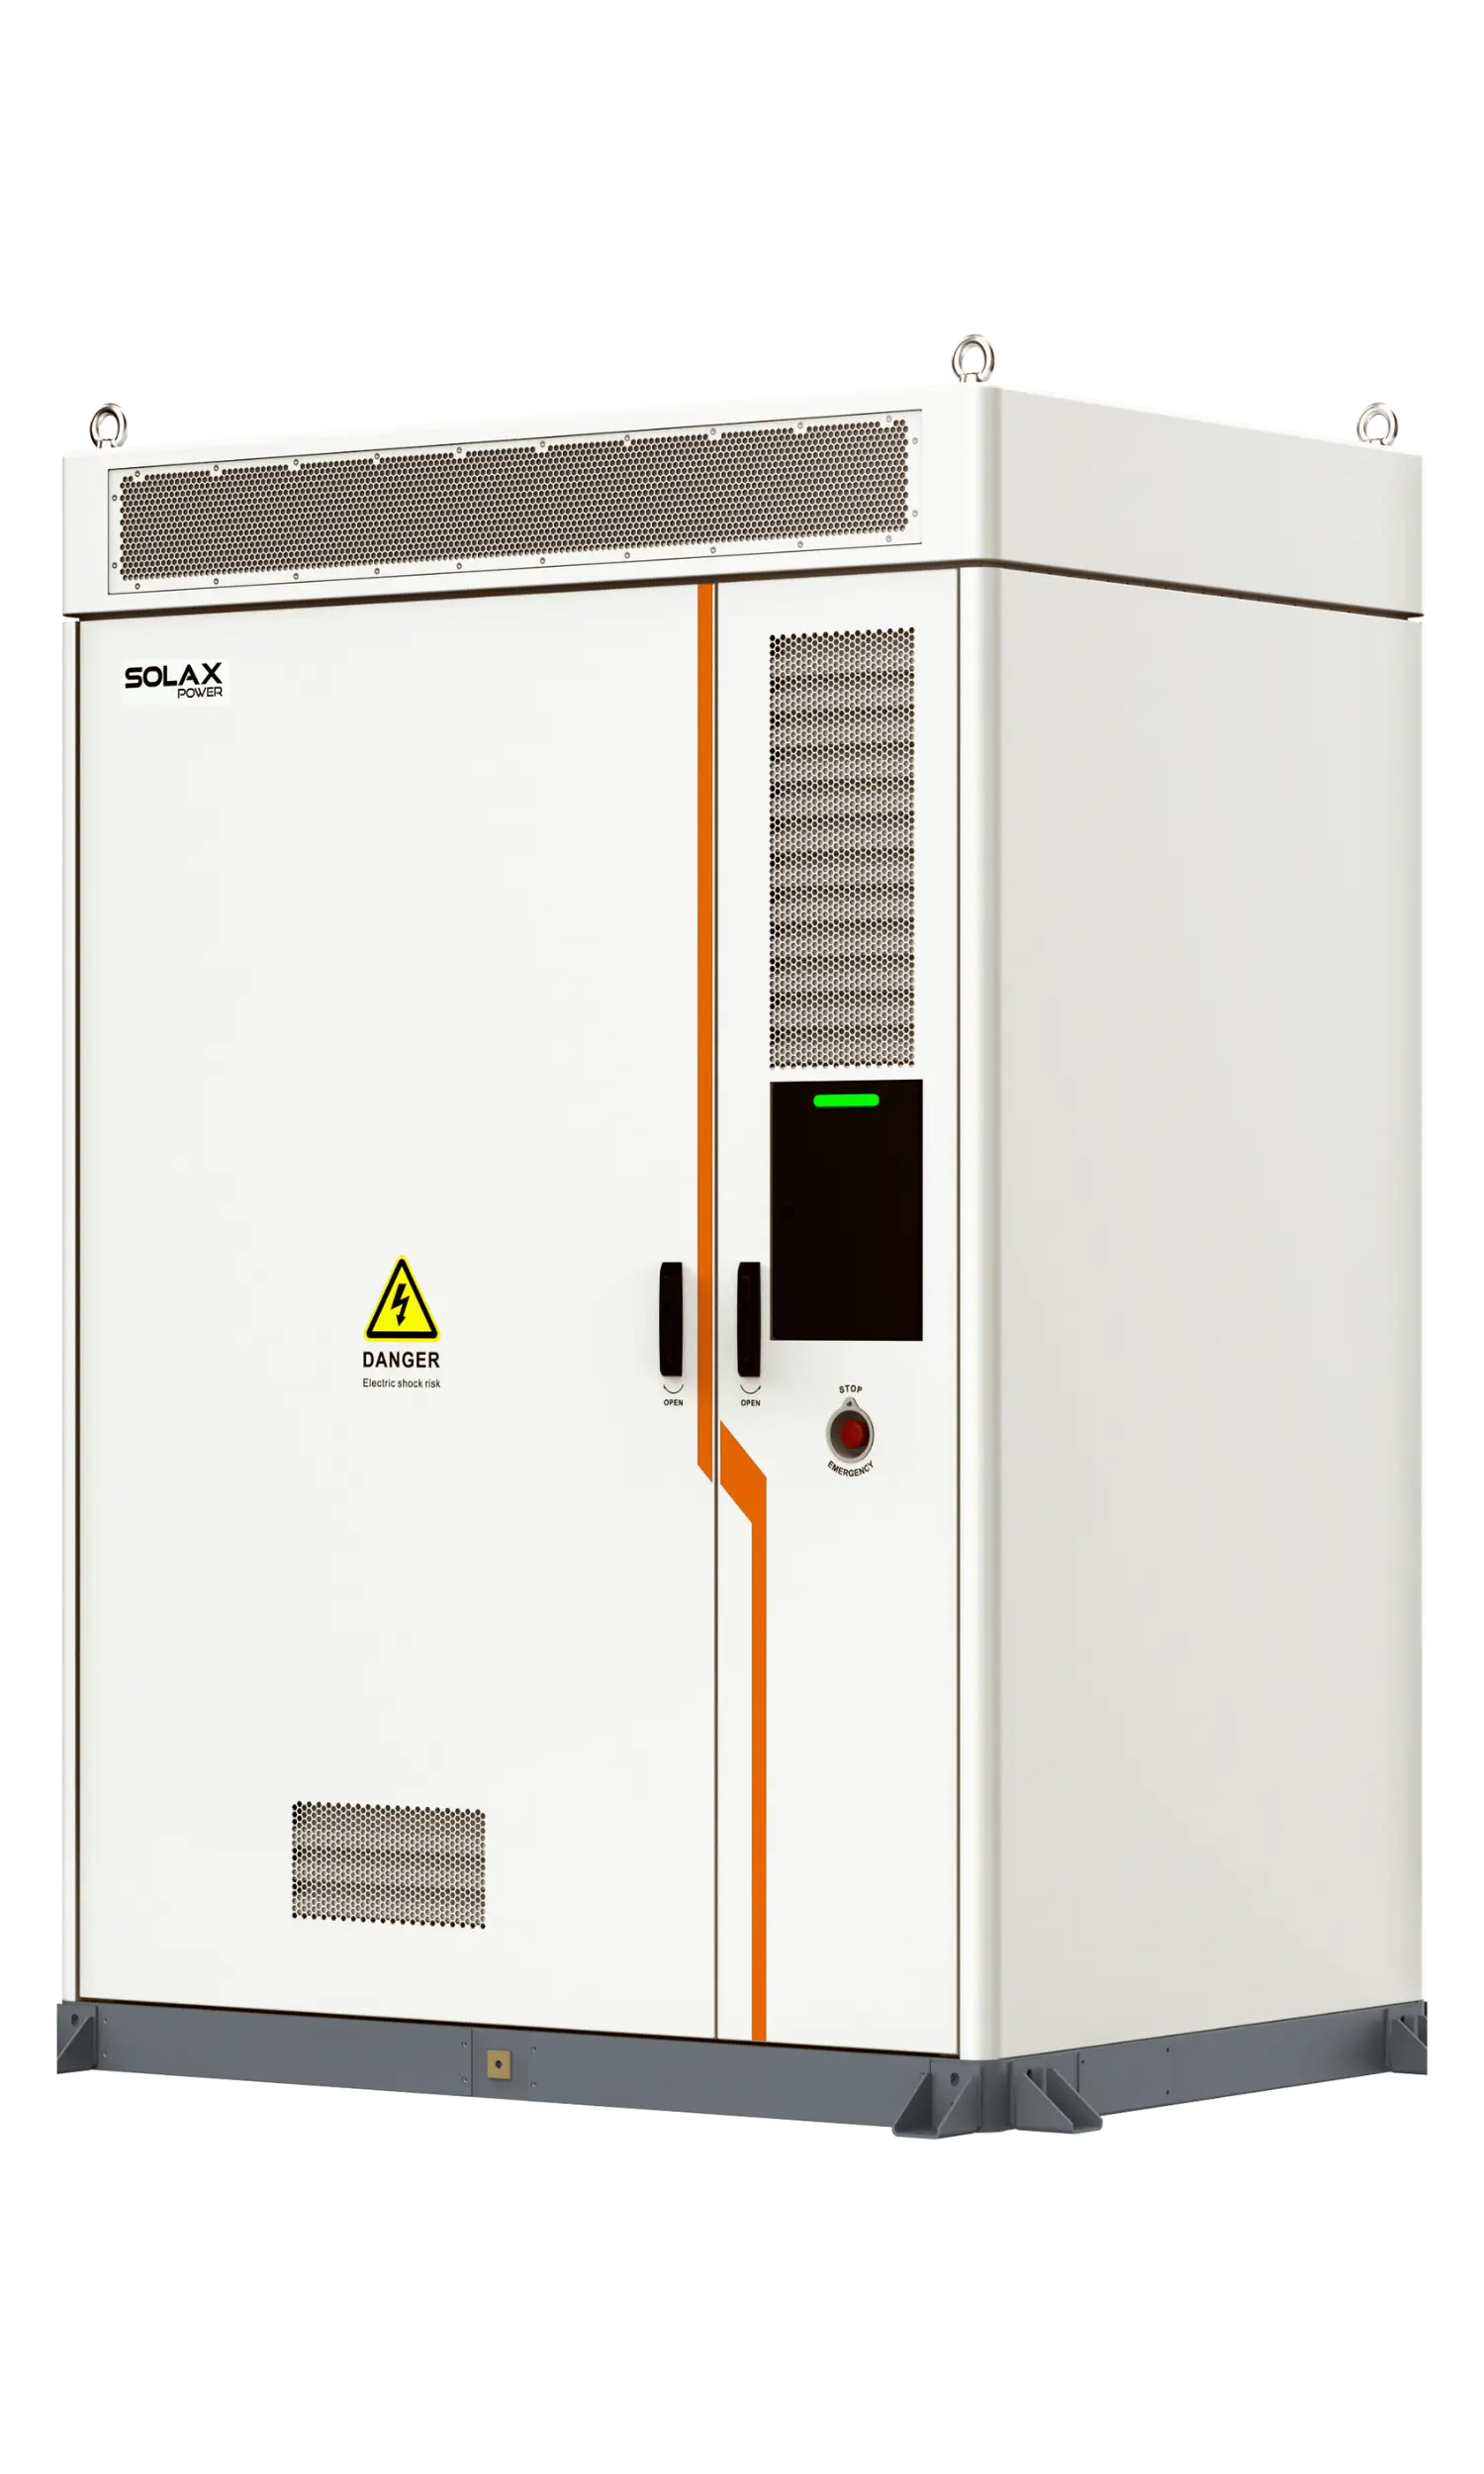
(770, 1081, 923, 1341)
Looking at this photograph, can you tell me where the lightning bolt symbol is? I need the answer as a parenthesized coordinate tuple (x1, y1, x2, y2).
(392, 1282, 409, 1327)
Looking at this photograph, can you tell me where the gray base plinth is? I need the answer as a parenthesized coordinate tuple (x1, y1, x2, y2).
(57, 1998, 1426, 2137)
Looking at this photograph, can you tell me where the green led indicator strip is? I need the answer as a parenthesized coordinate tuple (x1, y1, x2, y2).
(812, 1093, 880, 1109)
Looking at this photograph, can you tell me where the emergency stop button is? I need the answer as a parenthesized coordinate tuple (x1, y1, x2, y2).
(829, 1405, 874, 1462)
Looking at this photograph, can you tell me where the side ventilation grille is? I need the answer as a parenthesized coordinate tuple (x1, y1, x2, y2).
(292, 1801, 486, 1929)
(113, 414, 916, 589)
(770, 627, 915, 1070)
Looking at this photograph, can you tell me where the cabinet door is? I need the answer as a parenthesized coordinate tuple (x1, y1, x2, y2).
(715, 572, 958, 2053)
(79, 584, 715, 2036)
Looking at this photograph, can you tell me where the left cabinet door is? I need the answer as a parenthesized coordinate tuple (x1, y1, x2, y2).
(77, 586, 716, 2036)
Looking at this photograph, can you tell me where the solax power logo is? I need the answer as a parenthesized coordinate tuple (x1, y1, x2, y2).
(123, 659, 224, 700)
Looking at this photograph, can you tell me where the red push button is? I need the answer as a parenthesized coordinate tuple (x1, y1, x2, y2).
(828, 1406, 874, 1462)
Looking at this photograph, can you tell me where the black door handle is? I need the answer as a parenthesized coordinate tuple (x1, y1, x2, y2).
(737, 1262, 761, 1380)
(658, 1262, 684, 1380)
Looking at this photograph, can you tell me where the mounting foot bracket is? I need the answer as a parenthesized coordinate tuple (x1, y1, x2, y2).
(1010, 2062, 1103, 2134)
(1385, 2006, 1428, 2075)
(56, 2003, 98, 2075)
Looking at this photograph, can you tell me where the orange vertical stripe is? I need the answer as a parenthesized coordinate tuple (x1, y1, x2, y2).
(720, 1423, 767, 2041)
(697, 583, 714, 1482)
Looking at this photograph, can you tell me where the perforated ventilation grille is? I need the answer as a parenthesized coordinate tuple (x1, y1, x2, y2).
(770, 628, 914, 1070)
(116, 417, 912, 585)
(292, 1801, 485, 1929)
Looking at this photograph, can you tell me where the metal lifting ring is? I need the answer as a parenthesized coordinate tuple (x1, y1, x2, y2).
(950, 333, 999, 381)
(89, 401, 127, 450)
(1355, 393, 1405, 447)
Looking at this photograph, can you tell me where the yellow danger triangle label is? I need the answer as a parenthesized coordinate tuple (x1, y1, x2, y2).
(366, 1259, 438, 1340)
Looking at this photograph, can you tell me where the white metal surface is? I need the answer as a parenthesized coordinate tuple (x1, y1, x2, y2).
(964, 568, 1421, 2056)
(994, 387, 1422, 614)
(78, 586, 715, 2031)
(62, 621, 79, 2000)
(715, 571, 959, 2054)
(956, 572, 997, 2067)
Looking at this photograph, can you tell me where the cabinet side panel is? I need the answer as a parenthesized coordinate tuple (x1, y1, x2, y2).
(996, 573, 1421, 2054)
(63, 619, 78, 2000)
(958, 570, 1000, 2058)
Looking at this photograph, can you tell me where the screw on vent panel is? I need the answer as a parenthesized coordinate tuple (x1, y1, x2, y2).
(115, 418, 914, 585)
(769, 628, 915, 1071)
(291, 1801, 486, 1929)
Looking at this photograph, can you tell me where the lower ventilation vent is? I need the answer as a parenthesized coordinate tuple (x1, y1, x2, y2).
(292, 1801, 485, 1929)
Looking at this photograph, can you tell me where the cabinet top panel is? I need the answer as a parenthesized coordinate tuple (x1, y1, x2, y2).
(63, 379, 1421, 619)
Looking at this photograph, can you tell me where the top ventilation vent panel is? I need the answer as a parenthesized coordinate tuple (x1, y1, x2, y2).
(110, 413, 920, 593)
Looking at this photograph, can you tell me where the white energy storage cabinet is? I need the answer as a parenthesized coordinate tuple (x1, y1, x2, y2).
(58, 361, 1426, 2137)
